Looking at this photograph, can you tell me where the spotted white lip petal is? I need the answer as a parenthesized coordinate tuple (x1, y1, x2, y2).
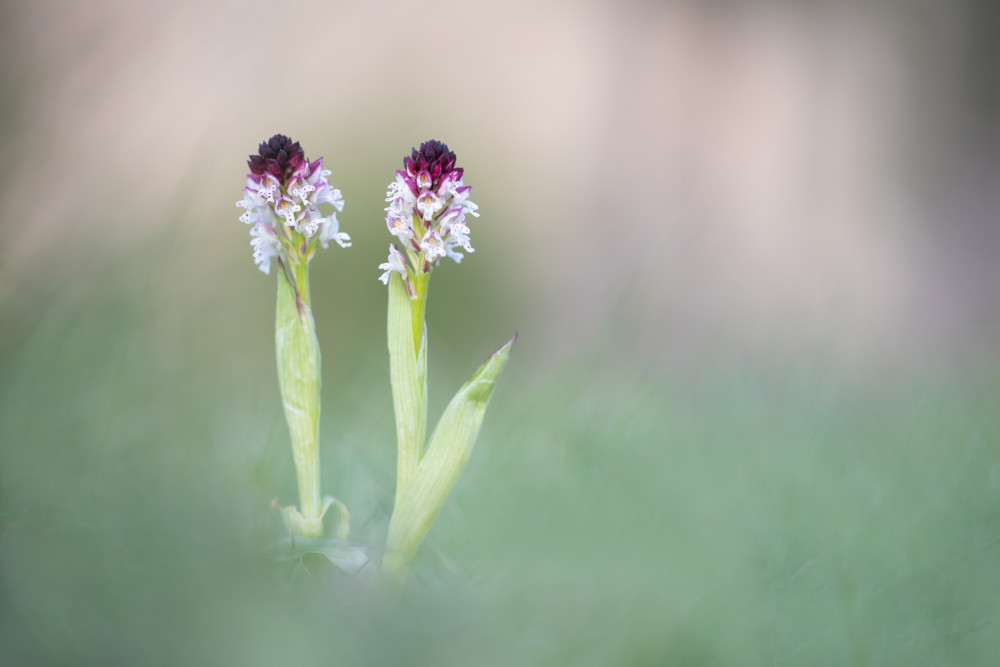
(326, 187, 345, 212)
(254, 173, 280, 203)
(275, 196, 302, 230)
(236, 198, 256, 224)
(288, 176, 316, 205)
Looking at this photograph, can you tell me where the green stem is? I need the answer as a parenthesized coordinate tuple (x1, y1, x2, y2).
(275, 257, 323, 537)
(387, 271, 428, 508)
(410, 269, 430, 357)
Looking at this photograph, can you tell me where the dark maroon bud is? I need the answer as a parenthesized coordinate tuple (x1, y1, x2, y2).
(248, 134, 308, 182)
(248, 155, 268, 175)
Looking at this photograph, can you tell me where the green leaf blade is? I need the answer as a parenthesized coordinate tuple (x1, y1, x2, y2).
(384, 333, 516, 574)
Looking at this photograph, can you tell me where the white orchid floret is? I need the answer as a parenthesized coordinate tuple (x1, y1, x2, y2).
(438, 207, 463, 228)
(254, 173, 280, 203)
(387, 211, 414, 242)
(446, 223, 474, 254)
(415, 169, 433, 190)
(319, 214, 352, 249)
(250, 222, 282, 275)
(305, 160, 344, 213)
(387, 172, 417, 204)
(303, 159, 328, 186)
(435, 172, 455, 197)
(312, 185, 344, 212)
(384, 195, 408, 217)
(275, 196, 302, 229)
(295, 207, 322, 237)
(378, 245, 408, 284)
(449, 183, 479, 218)
(288, 175, 316, 205)
(446, 243, 466, 263)
(236, 195, 260, 225)
(439, 208, 473, 251)
(420, 229, 447, 261)
(416, 191, 443, 221)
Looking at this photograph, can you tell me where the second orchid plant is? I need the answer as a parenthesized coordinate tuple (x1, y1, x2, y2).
(237, 136, 513, 585)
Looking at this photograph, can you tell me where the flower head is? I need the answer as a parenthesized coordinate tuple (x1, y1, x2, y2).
(379, 140, 478, 282)
(237, 134, 350, 273)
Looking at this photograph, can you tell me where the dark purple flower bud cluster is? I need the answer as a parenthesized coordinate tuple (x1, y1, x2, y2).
(402, 140, 461, 192)
(248, 134, 306, 183)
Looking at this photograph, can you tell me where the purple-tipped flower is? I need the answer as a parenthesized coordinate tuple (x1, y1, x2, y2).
(381, 140, 478, 281)
(237, 134, 350, 274)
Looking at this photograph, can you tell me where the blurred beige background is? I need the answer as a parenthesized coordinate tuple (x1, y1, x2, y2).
(1, 0, 998, 373)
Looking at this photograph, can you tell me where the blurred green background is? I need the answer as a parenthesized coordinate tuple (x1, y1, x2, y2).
(2, 0, 1000, 665)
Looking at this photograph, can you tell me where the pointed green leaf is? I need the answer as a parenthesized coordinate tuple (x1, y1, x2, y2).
(384, 333, 516, 572)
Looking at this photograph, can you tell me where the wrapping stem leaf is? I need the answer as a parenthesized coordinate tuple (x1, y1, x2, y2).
(387, 270, 427, 504)
(383, 333, 516, 581)
(265, 536, 376, 584)
(275, 259, 324, 536)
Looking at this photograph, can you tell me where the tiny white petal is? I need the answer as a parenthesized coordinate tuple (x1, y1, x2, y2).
(378, 245, 407, 284)
(319, 215, 352, 249)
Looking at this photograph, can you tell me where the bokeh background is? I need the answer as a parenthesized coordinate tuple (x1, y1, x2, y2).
(2, 0, 999, 664)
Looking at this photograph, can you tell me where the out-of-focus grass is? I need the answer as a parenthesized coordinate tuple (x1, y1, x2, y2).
(1, 241, 999, 666)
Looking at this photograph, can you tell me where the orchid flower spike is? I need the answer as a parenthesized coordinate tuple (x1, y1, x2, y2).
(237, 134, 350, 274)
(380, 140, 478, 281)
